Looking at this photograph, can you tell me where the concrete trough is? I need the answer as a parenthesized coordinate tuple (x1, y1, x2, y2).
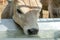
(0, 19, 60, 40)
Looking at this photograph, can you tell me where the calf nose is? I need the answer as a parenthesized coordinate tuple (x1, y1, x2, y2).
(27, 28, 38, 35)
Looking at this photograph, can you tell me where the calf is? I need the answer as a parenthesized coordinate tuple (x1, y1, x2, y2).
(13, 0, 42, 35)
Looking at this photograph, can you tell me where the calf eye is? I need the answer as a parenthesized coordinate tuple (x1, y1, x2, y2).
(17, 9, 23, 14)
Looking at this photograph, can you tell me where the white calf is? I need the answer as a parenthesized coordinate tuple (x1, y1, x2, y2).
(13, 0, 42, 35)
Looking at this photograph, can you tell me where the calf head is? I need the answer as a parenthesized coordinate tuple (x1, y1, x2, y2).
(13, 0, 42, 35)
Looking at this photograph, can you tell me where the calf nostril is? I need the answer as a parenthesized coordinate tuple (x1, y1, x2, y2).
(28, 28, 38, 35)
